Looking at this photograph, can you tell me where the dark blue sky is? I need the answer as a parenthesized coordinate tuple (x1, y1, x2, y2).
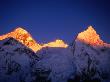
(0, 0, 110, 43)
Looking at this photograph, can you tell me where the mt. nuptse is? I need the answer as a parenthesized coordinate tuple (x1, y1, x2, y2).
(0, 26, 110, 82)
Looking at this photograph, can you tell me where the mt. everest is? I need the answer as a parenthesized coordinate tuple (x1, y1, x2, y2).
(0, 26, 110, 82)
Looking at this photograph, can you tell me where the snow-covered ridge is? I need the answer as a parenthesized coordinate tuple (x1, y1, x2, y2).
(0, 26, 110, 82)
(0, 26, 110, 52)
(0, 27, 68, 52)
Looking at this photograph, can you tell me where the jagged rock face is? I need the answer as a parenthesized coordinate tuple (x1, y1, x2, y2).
(0, 38, 70, 82)
(35, 47, 76, 82)
(0, 38, 39, 82)
(71, 32, 110, 82)
(0, 26, 110, 82)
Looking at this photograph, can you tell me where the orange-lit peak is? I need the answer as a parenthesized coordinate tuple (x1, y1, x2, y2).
(43, 39, 68, 48)
(0, 27, 68, 52)
(14, 27, 28, 34)
(0, 27, 41, 52)
(77, 26, 104, 46)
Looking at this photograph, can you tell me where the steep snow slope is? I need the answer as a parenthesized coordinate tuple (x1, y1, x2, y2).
(0, 37, 75, 82)
(71, 26, 110, 82)
(35, 47, 76, 82)
(35, 39, 110, 82)
(72, 39, 110, 82)
(0, 26, 110, 82)
(0, 38, 39, 82)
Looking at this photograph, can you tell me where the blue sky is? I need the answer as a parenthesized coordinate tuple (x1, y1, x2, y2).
(0, 0, 110, 43)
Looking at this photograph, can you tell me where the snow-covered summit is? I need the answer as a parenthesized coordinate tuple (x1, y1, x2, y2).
(71, 29, 110, 82)
(0, 26, 110, 82)
(76, 26, 109, 47)
(0, 27, 41, 52)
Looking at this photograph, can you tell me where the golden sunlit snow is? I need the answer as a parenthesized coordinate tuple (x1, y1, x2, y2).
(77, 26, 104, 46)
(0, 27, 42, 52)
(0, 27, 68, 52)
(0, 26, 109, 52)
(43, 39, 68, 48)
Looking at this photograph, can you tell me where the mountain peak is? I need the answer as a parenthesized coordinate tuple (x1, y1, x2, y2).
(14, 27, 28, 34)
(87, 26, 96, 32)
(43, 39, 68, 48)
(77, 26, 104, 46)
(0, 27, 68, 52)
(0, 27, 41, 52)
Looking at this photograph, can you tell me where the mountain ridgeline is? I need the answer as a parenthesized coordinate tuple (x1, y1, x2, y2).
(0, 26, 110, 82)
